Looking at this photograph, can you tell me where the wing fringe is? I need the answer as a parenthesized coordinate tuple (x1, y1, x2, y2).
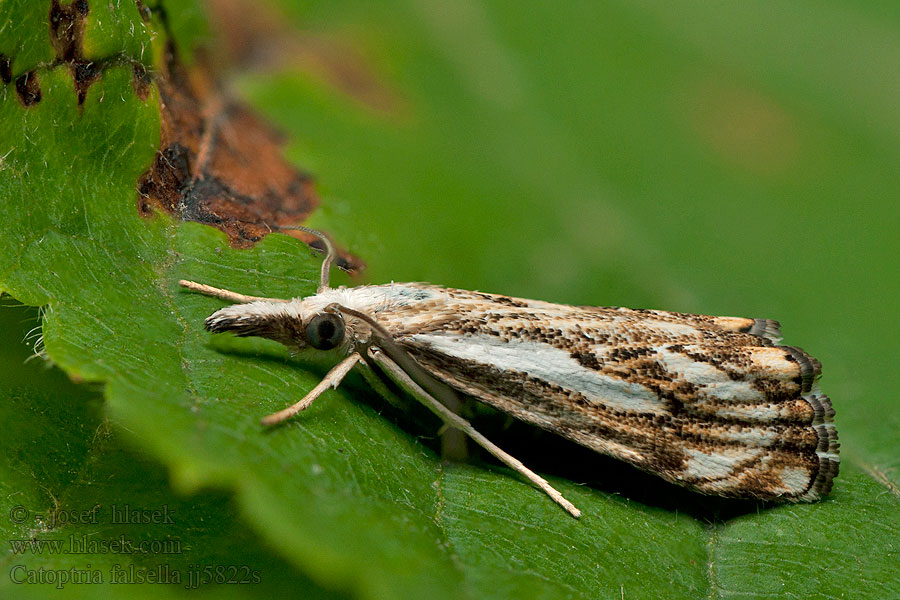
(748, 318, 783, 343)
(784, 342, 839, 501)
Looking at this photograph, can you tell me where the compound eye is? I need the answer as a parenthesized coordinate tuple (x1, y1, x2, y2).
(304, 313, 345, 350)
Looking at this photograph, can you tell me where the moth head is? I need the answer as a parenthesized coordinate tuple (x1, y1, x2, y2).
(200, 226, 363, 351)
(204, 300, 348, 352)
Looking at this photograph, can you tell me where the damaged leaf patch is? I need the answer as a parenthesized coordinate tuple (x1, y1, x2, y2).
(136, 39, 362, 272)
(48, 0, 109, 105)
(48, 0, 89, 63)
(14, 70, 41, 106)
(24, 0, 364, 271)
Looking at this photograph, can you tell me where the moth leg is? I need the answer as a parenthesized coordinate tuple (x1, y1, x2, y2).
(356, 355, 468, 461)
(355, 354, 410, 411)
(179, 280, 290, 304)
(261, 353, 361, 426)
(367, 347, 581, 519)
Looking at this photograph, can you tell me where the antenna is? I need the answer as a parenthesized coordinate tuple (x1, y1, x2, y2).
(276, 225, 335, 293)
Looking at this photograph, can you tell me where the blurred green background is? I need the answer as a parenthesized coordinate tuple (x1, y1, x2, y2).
(1, 0, 898, 598)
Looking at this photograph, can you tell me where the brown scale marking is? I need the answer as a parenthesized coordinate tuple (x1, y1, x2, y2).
(560, 405, 688, 450)
(674, 380, 699, 398)
(601, 353, 802, 424)
(444, 289, 473, 300)
(689, 393, 813, 418)
(624, 329, 649, 344)
(678, 398, 814, 428)
(699, 315, 728, 328)
(736, 472, 787, 498)
(593, 358, 687, 403)
(681, 423, 819, 453)
(391, 320, 458, 339)
(520, 377, 594, 415)
(504, 312, 543, 322)
(677, 313, 717, 327)
(428, 299, 731, 347)
(558, 420, 691, 477)
(652, 384, 686, 417)
(785, 397, 817, 421)
(472, 292, 530, 308)
(735, 451, 820, 497)
(608, 346, 654, 362)
(640, 436, 693, 476)
(571, 351, 601, 371)
(752, 447, 820, 476)
(430, 319, 598, 350)
(720, 355, 757, 378)
(673, 347, 749, 382)
(692, 461, 758, 490)
(663, 421, 736, 450)
(587, 332, 611, 345)
(698, 328, 769, 347)
(384, 295, 444, 314)
(570, 309, 618, 322)
(375, 298, 450, 319)
(695, 451, 814, 499)
(781, 427, 820, 450)
(450, 359, 583, 417)
(604, 309, 729, 339)
(750, 377, 801, 402)
(629, 357, 674, 383)
(530, 382, 665, 428)
(512, 387, 602, 426)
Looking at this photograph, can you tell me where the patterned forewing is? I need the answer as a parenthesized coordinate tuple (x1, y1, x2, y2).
(370, 284, 838, 501)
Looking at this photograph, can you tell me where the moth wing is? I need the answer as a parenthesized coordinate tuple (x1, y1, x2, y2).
(388, 294, 836, 501)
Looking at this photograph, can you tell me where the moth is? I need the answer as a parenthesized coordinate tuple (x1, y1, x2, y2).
(180, 226, 839, 518)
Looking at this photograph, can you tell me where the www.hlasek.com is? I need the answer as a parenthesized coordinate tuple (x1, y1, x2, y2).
(9, 534, 182, 556)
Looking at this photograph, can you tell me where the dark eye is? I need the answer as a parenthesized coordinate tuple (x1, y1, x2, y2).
(304, 313, 345, 350)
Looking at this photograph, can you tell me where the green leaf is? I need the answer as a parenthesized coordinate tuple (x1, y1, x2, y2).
(0, 0, 55, 77)
(0, 301, 346, 598)
(1, 0, 898, 599)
